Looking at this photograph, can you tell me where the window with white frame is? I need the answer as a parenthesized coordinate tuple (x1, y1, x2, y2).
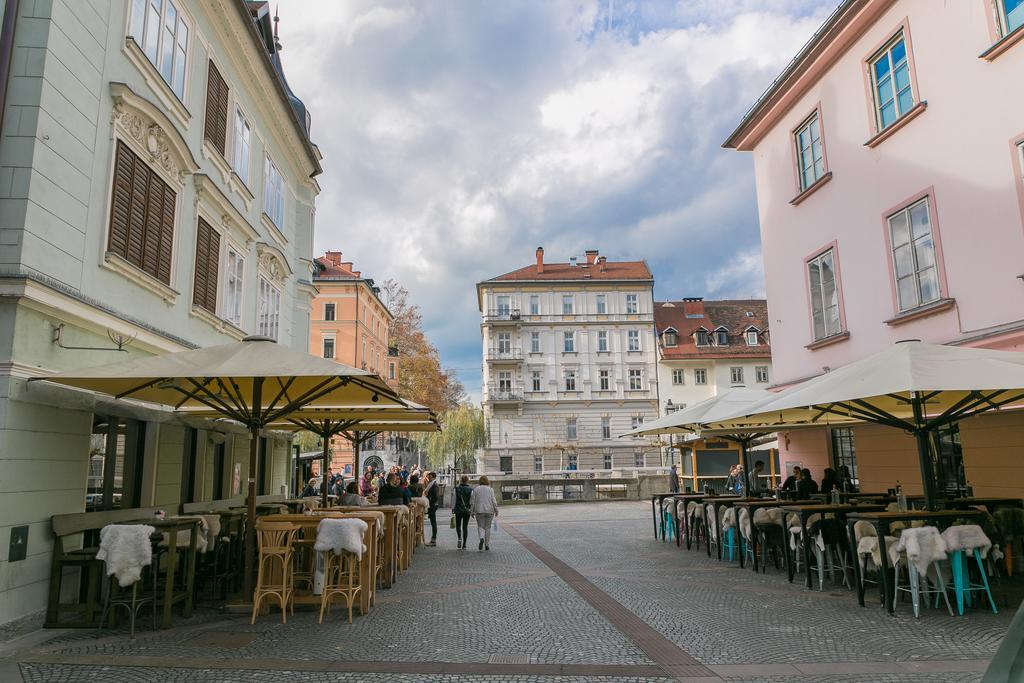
(323, 337, 335, 359)
(808, 249, 842, 340)
(888, 197, 940, 312)
(628, 368, 643, 391)
(756, 366, 769, 383)
(695, 329, 710, 346)
(597, 330, 609, 352)
(794, 111, 825, 190)
(222, 246, 244, 326)
(324, 303, 335, 321)
(672, 369, 684, 385)
(389, 362, 395, 380)
(603, 452, 612, 469)
(869, 33, 914, 131)
(730, 367, 744, 384)
(996, 0, 1024, 36)
(598, 369, 610, 391)
(715, 329, 729, 346)
(531, 370, 542, 392)
(257, 275, 281, 340)
(631, 416, 643, 437)
(634, 452, 645, 467)
(562, 295, 574, 314)
(530, 331, 541, 353)
(129, 0, 189, 99)
(596, 294, 607, 314)
(497, 331, 511, 354)
(601, 417, 611, 440)
(694, 368, 707, 385)
(564, 369, 577, 391)
(534, 455, 543, 472)
(529, 294, 540, 315)
(664, 330, 677, 346)
(498, 371, 512, 393)
(263, 155, 285, 227)
(563, 331, 575, 353)
(228, 111, 251, 191)
(496, 295, 511, 316)
(746, 329, 759, 346)
(567, 418, 577, 440)
(625, 293, 638, 314)
(627, 330, 640, 352)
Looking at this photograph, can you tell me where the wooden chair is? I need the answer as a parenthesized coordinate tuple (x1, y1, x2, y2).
(251, 521, 298, 624)
(319, 549, 361, 624)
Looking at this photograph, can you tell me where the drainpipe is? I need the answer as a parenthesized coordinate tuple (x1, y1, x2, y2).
(354, 285, 360, 367)
(0, 0, 21, 141)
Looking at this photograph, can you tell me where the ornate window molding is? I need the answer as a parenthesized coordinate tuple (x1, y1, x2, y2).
(256, 242, 292, 286)
(110, 82, 199, 186)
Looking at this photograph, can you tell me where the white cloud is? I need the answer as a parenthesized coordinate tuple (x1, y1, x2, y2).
(271, 0, 837, 398)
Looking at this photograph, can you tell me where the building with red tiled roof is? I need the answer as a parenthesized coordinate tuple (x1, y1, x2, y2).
(654, 297, 772, 415)
(476, 248, 660, 474)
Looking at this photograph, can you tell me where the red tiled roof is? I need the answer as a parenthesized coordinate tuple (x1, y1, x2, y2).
(486, 260, 652, 282)
(655, 299, 771, 360)
(313, 255, 359, 280)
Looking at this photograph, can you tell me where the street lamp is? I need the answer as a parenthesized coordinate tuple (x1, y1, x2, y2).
(665, 399, 675, 468)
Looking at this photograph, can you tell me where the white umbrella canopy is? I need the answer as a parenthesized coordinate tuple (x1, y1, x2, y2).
(621, 388, 777, 438)
(709, 341, 1024, 508)
(31, 335, 406, 594)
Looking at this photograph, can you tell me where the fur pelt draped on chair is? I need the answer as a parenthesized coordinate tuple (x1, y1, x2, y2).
(889, 526, 947, 576)
(199, 515, 221, 554)
(411, 496, 429, 509)
(738, 508, 752, 542)
(941, 524, 992, 558)
(688, 501, 703, 519)
(315, 518, 368, 559)
(704, 504, 718, 540)
(97, 524, 155, 587)
(854, 521, 897, 568)
(721, 507, 737, 531)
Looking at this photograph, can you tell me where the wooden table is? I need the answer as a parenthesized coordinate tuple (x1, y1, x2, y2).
(650, 493, 679, 540)
(845, 509, 986, 613)
(260, 513, 378, 615)
(780, 504, 886, 589)
(130, 516, 200, 628)
(943, 497, 1023, 513)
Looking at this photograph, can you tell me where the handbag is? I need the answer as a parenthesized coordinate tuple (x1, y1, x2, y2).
(492, 518, 499, 532)
(449, 515, 456, 529)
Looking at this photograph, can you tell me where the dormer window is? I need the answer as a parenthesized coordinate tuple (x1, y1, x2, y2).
(745, 329, 758, 346)
(663, 328, 677, 347)
(715, 329, 729, 346)
(695, 330, 710, 347)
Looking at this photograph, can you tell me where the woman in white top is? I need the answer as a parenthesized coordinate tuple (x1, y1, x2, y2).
(468, 475, 499, 551)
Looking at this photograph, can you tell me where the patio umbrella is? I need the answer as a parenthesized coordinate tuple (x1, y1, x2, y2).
(621, 388, 778, 485)
(702, 341, 1024, 509)
(32, 335, 404, 593)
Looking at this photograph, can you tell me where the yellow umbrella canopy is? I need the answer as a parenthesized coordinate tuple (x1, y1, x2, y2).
(32, 335, 405, 593)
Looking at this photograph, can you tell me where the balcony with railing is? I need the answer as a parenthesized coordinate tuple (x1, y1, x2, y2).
(486, 383, 524, 403)
(484, 308, 521, 323)
(486, 346, 523, 362)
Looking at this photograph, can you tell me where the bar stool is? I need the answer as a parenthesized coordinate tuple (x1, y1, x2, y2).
(686, 502, 704, 550)
(788, 513, 820, 574)
(809, 518, 851, 590)
(251, 521, 298, 624)
(704, 504, 719, 557)
(854, 520, 896, 594)
(889, 526, 953, 618)
(319, 549, 362, 623)
(662, 504, 677, 542)
(941, 524, 997, 615)
(95, 524, 158, 638)
(738, 508, 756, 567)
(720, 507, 739, 562)
(753, 507, 786, 573)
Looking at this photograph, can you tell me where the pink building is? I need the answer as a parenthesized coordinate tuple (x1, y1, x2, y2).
(725, 0, 1024, 497)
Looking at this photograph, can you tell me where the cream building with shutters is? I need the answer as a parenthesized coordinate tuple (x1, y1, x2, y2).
(0, 0, 320, 627)
(476, 248, 660, 473)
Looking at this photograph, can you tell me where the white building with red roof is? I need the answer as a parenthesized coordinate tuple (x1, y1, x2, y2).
(476, 248, 660, 474)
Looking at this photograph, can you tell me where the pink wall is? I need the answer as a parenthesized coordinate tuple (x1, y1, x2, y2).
(748, 0, 1024, 385)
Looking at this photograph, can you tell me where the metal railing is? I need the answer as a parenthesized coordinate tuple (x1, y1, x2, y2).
(485, 308, 521, 321)
(486, 385, 524, 402)
(486, 347, 523, 361)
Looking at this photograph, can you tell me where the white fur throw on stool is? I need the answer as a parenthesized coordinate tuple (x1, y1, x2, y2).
(889, 526, 947, 576)
(411, 497, 429, 510)
(97, 524, 155, 587)
(739, 508, 752, 542)
(720, 507, 737, 531)
(315, 518, 368, 559)
(754, 507, 783, 528)
(704, 505, 717, 540)
(941, 524, 992, 558)
(199, 515, 221, 553)
(688, 502, 703, 519)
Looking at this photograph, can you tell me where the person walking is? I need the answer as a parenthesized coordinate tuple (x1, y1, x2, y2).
(424, 471, 440, 546)
(452, 475, 472, 549)
(668, 463, 680, 493)
(469, 475, 499, 551)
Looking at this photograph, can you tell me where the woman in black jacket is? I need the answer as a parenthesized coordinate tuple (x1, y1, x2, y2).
(424, 471, 440, 546)
(452, 475, 473, 549)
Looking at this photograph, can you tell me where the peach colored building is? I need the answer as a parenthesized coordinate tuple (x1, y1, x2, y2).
(310, 251, 398, 474)
(725, 0, 1024, 497)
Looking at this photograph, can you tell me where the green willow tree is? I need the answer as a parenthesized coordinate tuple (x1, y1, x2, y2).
(416, 403, 486, 472)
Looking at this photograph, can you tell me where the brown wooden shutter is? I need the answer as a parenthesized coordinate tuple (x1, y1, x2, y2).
(204, 60, 229, 156)
(193, 217, 220, 314)
(106, 140, 177, 286)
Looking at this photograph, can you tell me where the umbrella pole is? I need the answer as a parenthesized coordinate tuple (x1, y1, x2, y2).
(739, 438, 752, 493)
(353, 435, 361, 484)
(911, 392, 939, 510)
(321, 429, 330, 509)
(244, 378, 263, 598)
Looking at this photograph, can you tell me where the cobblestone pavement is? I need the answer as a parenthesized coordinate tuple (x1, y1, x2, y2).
(3, 501, 1014, 682)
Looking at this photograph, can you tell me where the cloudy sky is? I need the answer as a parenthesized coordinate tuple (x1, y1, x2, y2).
(275, 0, 838, 401)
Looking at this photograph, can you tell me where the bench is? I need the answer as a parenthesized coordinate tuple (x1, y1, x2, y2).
(46, 507, 163, 628)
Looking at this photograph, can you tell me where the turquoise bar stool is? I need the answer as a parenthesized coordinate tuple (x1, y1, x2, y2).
(942, 525, 997, 616)
(662, 506, 677, 542)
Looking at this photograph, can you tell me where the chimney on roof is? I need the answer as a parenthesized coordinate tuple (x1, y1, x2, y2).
(536, 246, 544, 274)
(585, 249, 599, 265)
(569, 256, 577, 268)
(341, 261, 354, 272)
(352, 271, 361, 278)
(598, 255, 607, 272)
(324, 251, 342, 266)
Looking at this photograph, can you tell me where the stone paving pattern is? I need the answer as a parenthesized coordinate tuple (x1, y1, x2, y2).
(4, 501, 1014, 682)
